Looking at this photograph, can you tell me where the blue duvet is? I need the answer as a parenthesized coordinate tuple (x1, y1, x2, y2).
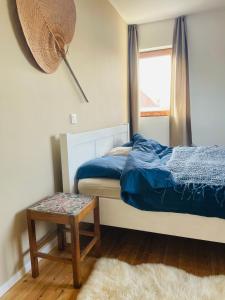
(76, 155, 126, 180)
(77, 134, 225, 219)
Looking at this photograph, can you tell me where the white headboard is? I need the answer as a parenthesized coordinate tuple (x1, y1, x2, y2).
(60, 124, 130, 192)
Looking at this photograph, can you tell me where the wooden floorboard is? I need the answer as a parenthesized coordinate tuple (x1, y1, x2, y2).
(2, 226, 225, 300)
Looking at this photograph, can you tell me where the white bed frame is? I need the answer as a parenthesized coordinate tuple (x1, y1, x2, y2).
(60, 124, 225, 244)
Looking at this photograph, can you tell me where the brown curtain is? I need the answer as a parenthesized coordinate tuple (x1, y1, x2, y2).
(128, 25, 139, 136)
(170, 16, 192, 146)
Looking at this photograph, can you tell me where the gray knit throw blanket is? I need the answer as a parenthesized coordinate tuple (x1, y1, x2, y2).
(167, 146, 225, 186)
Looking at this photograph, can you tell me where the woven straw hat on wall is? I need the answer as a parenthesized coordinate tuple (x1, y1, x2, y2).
(16, 0, 76, 73)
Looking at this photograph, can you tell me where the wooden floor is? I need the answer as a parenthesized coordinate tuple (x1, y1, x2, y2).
(3, 225, 225, 300)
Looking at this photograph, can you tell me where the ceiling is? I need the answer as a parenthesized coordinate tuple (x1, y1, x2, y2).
(108, 0, 225, 24)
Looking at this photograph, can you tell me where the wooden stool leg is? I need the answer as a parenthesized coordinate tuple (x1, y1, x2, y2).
(94, 197, 101, 257)
(57, 224, 66, 251)
(70, 216, 81, 288)
(27, 211, 39, 278)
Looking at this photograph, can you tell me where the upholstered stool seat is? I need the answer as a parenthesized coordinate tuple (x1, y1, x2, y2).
(27, 193, 101, 288)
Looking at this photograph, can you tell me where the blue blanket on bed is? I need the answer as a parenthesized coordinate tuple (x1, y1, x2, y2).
(120, 134, 174, 208)
(76, 155, 127, 180)
(77, 134, 225, 219)
(121, 134, 225, 219)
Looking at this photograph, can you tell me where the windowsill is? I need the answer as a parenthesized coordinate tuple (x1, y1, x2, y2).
(140, 110, 170, 117)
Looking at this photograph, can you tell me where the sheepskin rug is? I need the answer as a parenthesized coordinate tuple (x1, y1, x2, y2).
(77, 258, 225, 300)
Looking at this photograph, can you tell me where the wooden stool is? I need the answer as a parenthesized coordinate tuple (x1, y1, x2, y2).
(27, 193, 101, 288)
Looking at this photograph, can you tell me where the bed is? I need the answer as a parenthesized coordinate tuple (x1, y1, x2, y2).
(60, 124, 225, 244)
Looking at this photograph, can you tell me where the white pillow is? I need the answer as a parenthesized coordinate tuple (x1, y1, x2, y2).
(106, 146, 132, 156)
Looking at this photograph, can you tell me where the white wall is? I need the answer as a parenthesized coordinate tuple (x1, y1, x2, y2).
(140, 117, 169, 144)
(0, 0, 127, 289)
(138, 9, 225, 146)
(139, 18, 174, 50)
(188, 10, 225, 145)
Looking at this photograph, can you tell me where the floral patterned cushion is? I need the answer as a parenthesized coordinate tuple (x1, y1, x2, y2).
(29, 193, 93, 215)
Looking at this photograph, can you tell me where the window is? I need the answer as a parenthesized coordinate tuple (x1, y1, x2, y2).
(139, 48, 172, 117)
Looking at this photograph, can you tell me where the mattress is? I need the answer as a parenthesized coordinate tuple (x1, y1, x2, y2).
(78, 178, 121, 199)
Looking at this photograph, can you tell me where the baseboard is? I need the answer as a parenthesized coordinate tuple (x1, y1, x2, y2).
(0, 237, 57, 298)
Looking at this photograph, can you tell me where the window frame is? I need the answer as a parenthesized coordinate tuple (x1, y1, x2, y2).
(139, 48, 172, 117)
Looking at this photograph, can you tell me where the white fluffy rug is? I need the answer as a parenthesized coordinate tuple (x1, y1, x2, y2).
(77, 258, 225, 300)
